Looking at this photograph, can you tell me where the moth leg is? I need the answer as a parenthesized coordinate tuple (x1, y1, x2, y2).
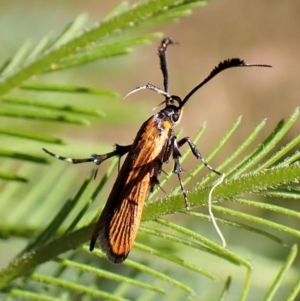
(150, 176, 166, 194)
(150, 162, 166, 194)
(177, 137, 222, 176)
(177, 137, 226, 247)
(114, 144, 132, 172)
(42, 144, 132, 179)
(171, 137, 190, 209)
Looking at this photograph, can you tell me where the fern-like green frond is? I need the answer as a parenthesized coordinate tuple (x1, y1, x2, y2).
(0, 1, 299, 300)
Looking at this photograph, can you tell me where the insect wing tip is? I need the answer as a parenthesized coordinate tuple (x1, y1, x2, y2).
(107, 251, 128, 264)
(90, 236, 128, 264)
(89, 240, 95, 252)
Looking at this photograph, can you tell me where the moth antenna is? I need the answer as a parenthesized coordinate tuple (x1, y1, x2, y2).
(125, 37, 177, 103)
(158, 37, 177, 94)
(124, 83, 169, 99)
(180, 58, 272, 108)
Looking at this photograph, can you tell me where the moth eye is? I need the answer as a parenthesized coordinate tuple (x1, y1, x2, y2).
(172, 113, 179, 122)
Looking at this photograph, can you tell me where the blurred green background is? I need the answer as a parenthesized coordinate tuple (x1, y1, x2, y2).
(0, 0, 300, 300)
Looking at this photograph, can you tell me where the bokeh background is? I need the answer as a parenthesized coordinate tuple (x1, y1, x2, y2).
(1, 0, 299, 148)
(0, 0, 300, 300)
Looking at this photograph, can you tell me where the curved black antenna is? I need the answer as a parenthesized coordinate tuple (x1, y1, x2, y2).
(158, 37, 176, 95)
(180, 58, 272, 109)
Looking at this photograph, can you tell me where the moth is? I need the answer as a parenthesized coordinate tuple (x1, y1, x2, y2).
(43, 37, 271, 263)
